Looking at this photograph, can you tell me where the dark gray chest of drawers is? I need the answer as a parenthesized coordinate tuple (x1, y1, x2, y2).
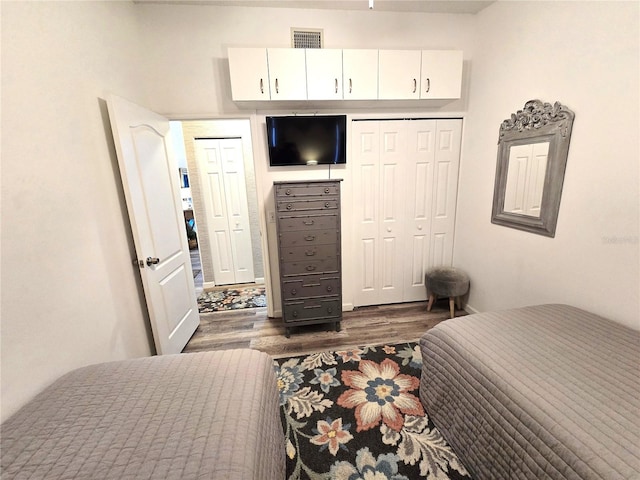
(274, 180, 342, 338)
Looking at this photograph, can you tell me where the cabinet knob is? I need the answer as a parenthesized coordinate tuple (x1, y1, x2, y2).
(305, 249, 316, 256)
(286, 204, 293, 210)
(418, 225, 423, 230)
(285, 189, 291, 195)
(387, 227, 392, 232)
(291, 289, 297, 296)
(327, 307, 333, 314)
(306, 265, 317, 272)
(324, 202, 330, 208)
(305, 235, 316, 241)
(303, 219, 314, 226)
(326, 285, 332, 292)
(292, 310, 298, 318)
(324, 187, 330, 194)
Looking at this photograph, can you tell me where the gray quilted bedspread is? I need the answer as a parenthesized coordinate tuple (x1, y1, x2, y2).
(419, 304, 640, 480)
(1, 349, 285, 479)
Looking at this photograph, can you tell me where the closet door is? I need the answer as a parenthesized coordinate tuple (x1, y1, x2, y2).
(195, 138, 255, 285)
(403, 120, 436, 302)
(352, 118, 462, 308)
(429, 119, 462, 266)
(352, 120, 405, 307)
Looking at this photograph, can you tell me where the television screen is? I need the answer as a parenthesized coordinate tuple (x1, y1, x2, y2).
(266, 115, 346, 166)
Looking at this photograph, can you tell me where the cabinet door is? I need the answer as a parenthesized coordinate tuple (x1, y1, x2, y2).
(420, 50, 463, 99)
(343, 49, 378, 100)
(306, 49, 342, 100)
(267, 48, 307, 100)
(378, 50, 421, 99)
(228, 48, 270, 101)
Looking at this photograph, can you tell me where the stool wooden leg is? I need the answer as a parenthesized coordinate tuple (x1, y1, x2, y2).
(427, 293, 436, 311)
(449, 297, 455, 318)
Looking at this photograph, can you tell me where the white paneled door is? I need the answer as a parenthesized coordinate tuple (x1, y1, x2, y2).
(195, 138, 255, 286)
(107, 95, 200, 355)
(352, 118, 462, 308)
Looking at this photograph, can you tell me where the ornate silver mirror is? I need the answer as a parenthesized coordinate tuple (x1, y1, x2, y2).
(491, 99, 575, 237)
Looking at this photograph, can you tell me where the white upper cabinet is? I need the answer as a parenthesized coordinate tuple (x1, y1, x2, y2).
(227, 47, 463, 102)
(420, 50, 463, 99)
(378, 50, 422, 100)
(306, 49, 343, 100)
(228, 47, 270, 101)
(343, 49, 378, 100)
(267, 48, 307, 100)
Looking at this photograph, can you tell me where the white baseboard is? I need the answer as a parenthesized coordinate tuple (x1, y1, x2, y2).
(464, 303, 481, 314)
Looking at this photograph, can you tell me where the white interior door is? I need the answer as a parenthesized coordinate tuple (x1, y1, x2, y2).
(352, 120, 405, 307)
(352, 118, 462, 308)
(195, 138, 255, 285)
(403, 120, 436, 301)
(429, 120, 462, 267)
(107, 95, 200, 355)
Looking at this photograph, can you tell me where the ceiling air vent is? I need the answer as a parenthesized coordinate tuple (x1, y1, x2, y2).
(291, 28, 323, 49)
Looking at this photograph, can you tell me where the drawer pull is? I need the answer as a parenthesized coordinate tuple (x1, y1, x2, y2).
(326, 285, 333, 292)
(291, 288, 297, 295)
(327, 307, 333, 314)
(324, 187, 330, 194)
(286, 204, 293, 210)
(292, 310, 298, 317)
(306, 265, 317, 272)
(304, 304, 322, 310)
(304, 283, 321, 287)
(305, 250, 316, 256)
(324, 202, 330, 208)
(303, 219, 315, 225)
(304, 235, 316, 241)
(285, 189, 291, 195)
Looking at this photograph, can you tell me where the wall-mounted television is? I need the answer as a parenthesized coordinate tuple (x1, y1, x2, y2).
(266, 115, 346, 166)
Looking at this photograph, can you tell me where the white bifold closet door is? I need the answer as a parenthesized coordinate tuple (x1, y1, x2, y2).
(195, 138, 255, 286)
(352, 118, 462, 307)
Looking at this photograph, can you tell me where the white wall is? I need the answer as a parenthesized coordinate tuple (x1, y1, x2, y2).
(455, 1, 639, 328)
(135, 3, 478, 313)
(1, 1, 154, 421)
(134, 3, 477, 116)
(2, 0, 637, 423)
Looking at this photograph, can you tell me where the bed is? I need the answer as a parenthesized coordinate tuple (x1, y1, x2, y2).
(1, 349, 285, 479)
(419, 304, 639, 480)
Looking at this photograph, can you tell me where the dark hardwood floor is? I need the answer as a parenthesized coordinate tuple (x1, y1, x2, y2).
(183, 299, 467, 358)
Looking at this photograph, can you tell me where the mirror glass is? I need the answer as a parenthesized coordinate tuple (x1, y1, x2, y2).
(504, 141, 549, 217)
(491, 100, 575, 237)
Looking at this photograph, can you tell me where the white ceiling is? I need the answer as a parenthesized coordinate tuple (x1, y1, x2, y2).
(134, 0, 495, 15)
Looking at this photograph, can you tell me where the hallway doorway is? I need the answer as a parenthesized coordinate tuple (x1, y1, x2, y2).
(170, 119, 265, 306)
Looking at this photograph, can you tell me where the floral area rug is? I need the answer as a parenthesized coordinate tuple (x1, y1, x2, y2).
(273, 342, 471, 480)
(197, 285, 266, 313)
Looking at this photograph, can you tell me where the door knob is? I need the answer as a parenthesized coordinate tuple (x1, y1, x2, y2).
(146, 257, 160, 266)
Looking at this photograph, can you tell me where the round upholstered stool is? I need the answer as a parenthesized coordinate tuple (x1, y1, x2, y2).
(425, 267, 470, 318)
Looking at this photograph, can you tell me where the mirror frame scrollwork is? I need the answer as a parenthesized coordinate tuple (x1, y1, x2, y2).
(491, 99, 575, 237)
